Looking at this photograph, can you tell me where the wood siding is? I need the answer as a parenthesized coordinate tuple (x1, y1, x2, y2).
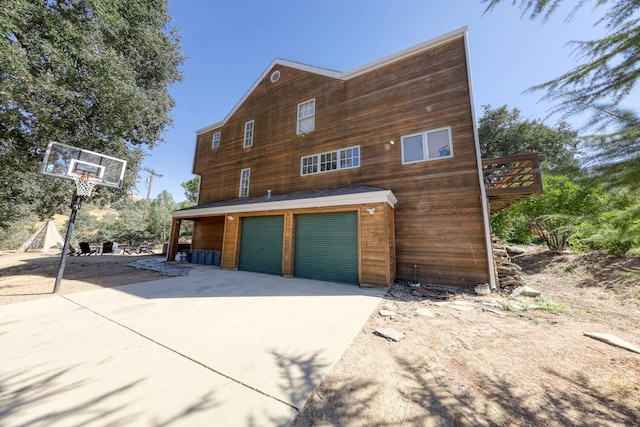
(192, 216, 225, 250)
(193, 35, 489, 286)
(359, 202, 395, 286)
(216, 205, 395, 286)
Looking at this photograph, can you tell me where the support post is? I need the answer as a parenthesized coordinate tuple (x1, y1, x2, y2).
(167, 218, 181, 262)
(53, 195, 82, 293)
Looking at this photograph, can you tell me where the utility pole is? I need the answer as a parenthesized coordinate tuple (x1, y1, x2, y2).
(141, 168, 163, 231)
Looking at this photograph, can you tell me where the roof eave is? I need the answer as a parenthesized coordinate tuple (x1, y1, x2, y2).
(342, 26, 467, 79)
(196, 59, 343, 136)
(172, 189, 397, 218)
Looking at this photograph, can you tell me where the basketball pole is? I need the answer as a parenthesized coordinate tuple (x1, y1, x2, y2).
(53, 194, 82, 293)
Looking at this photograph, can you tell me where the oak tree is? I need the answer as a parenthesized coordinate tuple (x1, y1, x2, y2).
(0, 0, 183, 228)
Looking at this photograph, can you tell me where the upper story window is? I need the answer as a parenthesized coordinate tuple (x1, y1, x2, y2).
(212, 131, 221, 149)
(239, 168, 250, 197)
(301, 146, 360, 176)
(401, 127, 453, 165)
(244, 120, 254, 148)
(297, 99, 315, 134)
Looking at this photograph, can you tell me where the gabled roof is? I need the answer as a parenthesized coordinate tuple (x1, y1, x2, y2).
(196, 26, 468, 135)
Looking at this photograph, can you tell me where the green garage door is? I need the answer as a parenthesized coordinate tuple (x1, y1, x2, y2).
(239, 216, 284, 275)
(294, 212, 359, 284)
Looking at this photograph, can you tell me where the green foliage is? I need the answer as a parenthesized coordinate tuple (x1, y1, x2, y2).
(55, 191, 181, 247)
(478, 105, 580, 173)
(105, 199, 148, 245)
(580, 106, 640, 190)
(490, 209, 538, 244)
(72, 206, 101, 244)
(494, 176, 640, 256)
(0, 213, 38, 250)
(582, 191, 640, 256)
(527, 295, 565, 313)
(0, 0, 184, 228)
(482, 0, 640, 189)
(144, 190, 175, 241)
(181, 176, 200, 204)
(494, 175, 606, 251)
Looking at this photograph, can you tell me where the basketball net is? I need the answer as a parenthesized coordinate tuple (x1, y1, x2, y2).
(73, 174, 100, 197)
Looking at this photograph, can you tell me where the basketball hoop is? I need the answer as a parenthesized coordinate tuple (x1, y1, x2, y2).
(73, 174, 100, 197)
(39, 142, 127, 294)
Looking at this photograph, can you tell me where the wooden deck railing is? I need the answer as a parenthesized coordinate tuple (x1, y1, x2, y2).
(481, 153, 542, 213)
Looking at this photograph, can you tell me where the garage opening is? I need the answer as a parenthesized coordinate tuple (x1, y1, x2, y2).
(239, 215, 284, 275)
(294, 212, 358, 284)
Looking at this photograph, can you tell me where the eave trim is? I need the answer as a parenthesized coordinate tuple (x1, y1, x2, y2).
(172, 190, 398, 218)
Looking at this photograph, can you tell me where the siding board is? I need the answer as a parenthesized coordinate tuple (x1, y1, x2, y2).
(193, 35, 490, 286)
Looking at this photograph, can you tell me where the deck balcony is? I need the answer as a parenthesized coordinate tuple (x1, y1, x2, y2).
(482, 153, 543, 214)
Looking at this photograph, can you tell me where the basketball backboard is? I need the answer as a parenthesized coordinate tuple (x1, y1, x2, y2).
(39, 141, 127, 189)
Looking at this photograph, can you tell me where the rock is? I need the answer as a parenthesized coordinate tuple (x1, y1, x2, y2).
(379, 309, 397, 317)
(509, 285, 526, 298)
(474, 283, 490, 295)
(521, 286, 542, 297)
(493, 249, 508, 257)
(375, 328, 406, 342)
(506, 246, 525, 256)
(482, 302, 504, 309)
(416, 308, 435, 317)
(498, 266, 521, 275)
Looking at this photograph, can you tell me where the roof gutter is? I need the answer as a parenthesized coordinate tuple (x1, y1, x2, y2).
(172, 190, 397, 219)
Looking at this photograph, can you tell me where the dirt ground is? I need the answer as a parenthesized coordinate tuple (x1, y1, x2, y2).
(1, 249, 639, 426)
(293, 249, 640, 427)
(0, 251, 168, 305)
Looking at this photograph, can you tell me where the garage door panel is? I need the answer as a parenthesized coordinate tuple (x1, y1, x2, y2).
(294, 212, 358, 284)
(239, 216, 284, 275)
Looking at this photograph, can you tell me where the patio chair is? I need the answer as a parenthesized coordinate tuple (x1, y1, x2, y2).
(101, 241, 118, 255)
(79, 242, 96, 256)
(57, 242, 81, 256)
(137, 245, 153, 254)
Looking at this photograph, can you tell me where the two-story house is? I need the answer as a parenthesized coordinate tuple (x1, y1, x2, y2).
(168, 27, 541, 289)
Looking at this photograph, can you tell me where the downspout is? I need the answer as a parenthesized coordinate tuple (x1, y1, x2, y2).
(463, 30, 497, 289)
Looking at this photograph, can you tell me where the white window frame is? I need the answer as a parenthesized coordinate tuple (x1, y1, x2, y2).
(300, 145, 360, 176)
(401, 126, 453, 165)
(239, 168, 250, 197)
(212, 131, 221, 149)
(243, 120, 254, 148)
(297, 99, 315, 134)
(301, 155, 318, 175)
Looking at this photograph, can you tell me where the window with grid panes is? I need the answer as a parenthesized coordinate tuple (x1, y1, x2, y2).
(244, 120, 254, 148)
(212, 132, 220, 148)
(297, 99, 315, 134)
(239, 168, 250, 197)
(300, 145, 360, 176)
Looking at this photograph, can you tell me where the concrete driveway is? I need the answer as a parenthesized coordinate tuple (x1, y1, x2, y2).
(0, 265, 386, 426)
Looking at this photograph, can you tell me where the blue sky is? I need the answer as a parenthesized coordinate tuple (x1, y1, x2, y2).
(135, 0, 624, 202)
